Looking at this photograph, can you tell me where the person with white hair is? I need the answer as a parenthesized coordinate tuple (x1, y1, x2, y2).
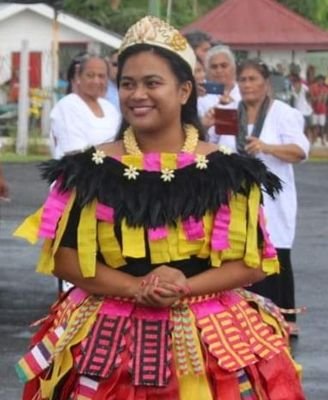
(198, 45, 241, 142)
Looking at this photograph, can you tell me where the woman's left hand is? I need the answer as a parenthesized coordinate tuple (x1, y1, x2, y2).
(245, 136, 268, 155)
(134, 266, 189, 307)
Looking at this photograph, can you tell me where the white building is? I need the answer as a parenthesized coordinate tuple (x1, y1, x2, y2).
(0, 2, 122, 90)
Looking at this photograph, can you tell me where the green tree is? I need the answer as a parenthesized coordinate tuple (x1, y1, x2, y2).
(61, 0, 328, 35)
(278, 0, 328, 28)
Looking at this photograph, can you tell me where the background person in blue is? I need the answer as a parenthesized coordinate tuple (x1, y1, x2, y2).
(105, 49, 120, 112)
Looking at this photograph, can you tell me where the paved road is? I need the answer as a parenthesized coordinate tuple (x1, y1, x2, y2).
(0, 161, 327, 399)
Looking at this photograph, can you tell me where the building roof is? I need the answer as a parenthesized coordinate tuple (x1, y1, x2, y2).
(182, 0, 328, 50)
(0, 3, 122, 48)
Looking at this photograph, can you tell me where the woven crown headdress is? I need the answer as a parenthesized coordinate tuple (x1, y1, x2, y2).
(119, 16, 196, 71)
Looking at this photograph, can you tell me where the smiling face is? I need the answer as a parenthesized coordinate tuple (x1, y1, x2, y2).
(119, 51, 191, 135)
(77, 57, 109, 99)
(238, 66, 269, 104)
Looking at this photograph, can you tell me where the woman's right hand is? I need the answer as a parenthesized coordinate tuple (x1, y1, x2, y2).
(201, 107, 216, 128)
(134, 265, 189, 307)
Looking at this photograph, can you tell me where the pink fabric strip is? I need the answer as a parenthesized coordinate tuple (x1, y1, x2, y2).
(134, 305, 169, 320)
(68, 288, 89, 304)
(99, 298, 134, 317)
(258, 207, 277, 258)
(182, 216, 205, 240)
(38, 183, 70, 239)
(96, 203, 114, 223)
(143, 153, 161, 171)
(148, 226, 168, 241)
(190, 291, 241, 319)
(211, 204, 231, 250)
(190, 298, 227, 319)
(177, 152, 196, 168)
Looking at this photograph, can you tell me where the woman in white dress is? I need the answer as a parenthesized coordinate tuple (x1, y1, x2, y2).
(219, 59, 310, 336)
(50, 53, 121, 159)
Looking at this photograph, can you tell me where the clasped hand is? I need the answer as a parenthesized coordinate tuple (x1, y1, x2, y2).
(134, 265, 190, 308)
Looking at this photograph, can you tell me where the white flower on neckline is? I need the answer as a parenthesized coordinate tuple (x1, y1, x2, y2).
(218, 144, 232, 155)
(195, 154, 209, 170)
(123, 165, 140, 180)
(161, 168, 175, 182)
(91, 149, 106, 164)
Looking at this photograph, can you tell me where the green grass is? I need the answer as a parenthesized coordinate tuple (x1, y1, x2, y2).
(0, 152, 50, 162)
(309, 156, 328, 163)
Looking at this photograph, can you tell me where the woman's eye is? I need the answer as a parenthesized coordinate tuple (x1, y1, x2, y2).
(120, 81, 133, 89)
(148, 81, 160, 87)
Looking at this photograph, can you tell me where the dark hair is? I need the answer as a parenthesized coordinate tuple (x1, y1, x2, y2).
(116, 44, 205, 140)
(184, 30, 212, 50)
(237, 58, 271, 80)
(289, 73, 301, 83)
(66, 52, 109, 94)
(196, 55, 204, 66)
(109, 48, 119, 57)
(316, 74, 325, 82)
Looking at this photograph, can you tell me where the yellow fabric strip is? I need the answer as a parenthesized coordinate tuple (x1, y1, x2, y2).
(178, 374, 213, 400)
(13, 207, 43, 244)
(259, 308, 284, 337)
(197, 212, 212, 259)
(36, 238, 54, 274)
(167, 225, 185, 261)
(98, 222, 126, 268)
(160, 153, 178, 169)
(52, 192, 76, 255)
(121, 218, 145, 258)
(220, 193, 247, 262)
(77, 200, 97, 277)
(36, 192, 76, 275)
(121, 154, 143, 169)
(173, 309, 212, 400)
(262, 257, 280, 275)
(149, 237, 171, 264)
(40, 301, 100, 399)
(177, 220, 204, 257)
(244, 186, 261, 268)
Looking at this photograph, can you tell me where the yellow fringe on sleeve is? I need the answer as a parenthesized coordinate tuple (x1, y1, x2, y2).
(36, 192, 76, 275)
(218, 193, 247, 263)
(36, 239, 54, 274)
(13, 207, 43, 244)
(98, 222, 126, 268)
(121, 219, 146, 259)
(244, 185, 261, 268)
(197, 212, 212, 259)
(77, 199, 98, 277)
(177, 220, 204, 258)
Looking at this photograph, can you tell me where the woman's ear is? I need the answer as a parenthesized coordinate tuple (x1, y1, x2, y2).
(180, 81, 193, 105)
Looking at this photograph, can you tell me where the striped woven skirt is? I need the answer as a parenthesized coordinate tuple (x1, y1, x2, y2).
(16, 288, 305, 400)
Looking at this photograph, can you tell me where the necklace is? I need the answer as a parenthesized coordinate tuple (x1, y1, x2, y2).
(123, 124, 199, 155)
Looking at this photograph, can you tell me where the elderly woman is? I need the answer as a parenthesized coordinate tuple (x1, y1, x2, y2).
(50, 53, 121, 159)
(218, 59, 310, 337)
(198, 45, 241, 142)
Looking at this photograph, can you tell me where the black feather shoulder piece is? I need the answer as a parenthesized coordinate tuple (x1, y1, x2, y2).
(39, 148, 281, 228)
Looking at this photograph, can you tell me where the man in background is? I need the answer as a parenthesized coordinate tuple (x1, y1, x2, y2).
(184, 30, 212, 64)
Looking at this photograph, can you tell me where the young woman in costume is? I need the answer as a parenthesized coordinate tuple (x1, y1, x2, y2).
(15, 16, 305, 400)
